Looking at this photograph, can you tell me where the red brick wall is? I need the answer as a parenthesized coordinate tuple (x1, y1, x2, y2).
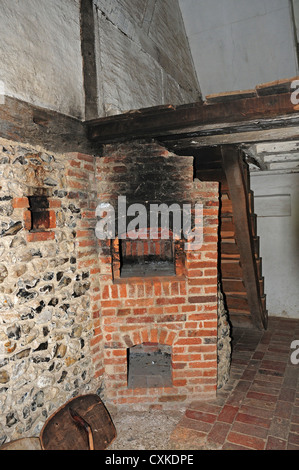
(65, 152, 104, 379)
(96, 142, 220, 408)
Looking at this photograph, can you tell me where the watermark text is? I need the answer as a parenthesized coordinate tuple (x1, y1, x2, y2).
(290, 340, 299, 365)
(0, 80, 5, 105)
(95, 196, 204, 251)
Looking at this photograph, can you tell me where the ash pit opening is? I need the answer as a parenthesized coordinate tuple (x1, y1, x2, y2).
(127, 343, 172, 389)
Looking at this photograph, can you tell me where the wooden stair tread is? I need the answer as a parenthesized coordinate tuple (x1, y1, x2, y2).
(197, 147, 268, 330)
(228, 313, 255, 328)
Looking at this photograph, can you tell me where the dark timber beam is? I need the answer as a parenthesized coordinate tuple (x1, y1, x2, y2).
(221, 145, 268, 330)
(86, 84, 299, 145)
(80, 0, 98, 120)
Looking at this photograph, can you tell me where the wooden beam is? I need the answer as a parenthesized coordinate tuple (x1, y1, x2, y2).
(221, 145, 268, 330)
(86, 91, 299, 144)
(80, 0, 98, 120)
(161, 125, 299, 150)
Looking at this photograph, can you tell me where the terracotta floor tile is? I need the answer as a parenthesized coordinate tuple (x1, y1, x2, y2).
(242, 397, 277, 411)
(288, 432, 299, 446)
(274, 401, 293, 419)
(185, 409, 217, 424)
(250, 378, 281, 395)
(227, 431, 266, 450)
(290, 422, 299, 433)
(261, 360, 286, 372)
(225, 390, 246, 407)
(256, 369, 284, 382)
(207, 422, 231, 445)
(246, 391, 278, 403)
(267, 346, 290, 354)
(252, 351, 265, 360)
(217, 404, 239, 424)
(233, 380, 252, 393)
(171, 318, 299, 451)
(278, 388, 296, 403)
(266, 436, 287, 450)
(187, 401, 222, 415)
(231, 421, 268, 439)
(238, 404, 274, 419)
(240, 369, 257, 381)
(287, 443, 299, 450)
(179, 416, 212, 434)
(291, 415, 299, 425)
(268, 416, 290, 440)
(235, 411, 271, 429)
(222, 442, 253, 450)
(283, 376, 298, 389)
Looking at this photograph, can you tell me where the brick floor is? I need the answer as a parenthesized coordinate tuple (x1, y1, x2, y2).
(170, 317, 299, 450)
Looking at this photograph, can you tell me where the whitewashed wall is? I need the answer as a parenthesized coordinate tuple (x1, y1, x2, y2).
(0, 0, 200, 119)
(179, 0, 298, 97)
(93, 0, 200, 116)
(0, 0, 85, 119)
(249, 142, 299, 319)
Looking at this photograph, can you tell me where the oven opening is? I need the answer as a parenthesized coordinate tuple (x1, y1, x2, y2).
(120, 239, 175, 278)
(127, 343, 172, 389)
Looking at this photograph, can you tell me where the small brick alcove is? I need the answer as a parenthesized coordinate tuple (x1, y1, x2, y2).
(96, 141, 220, 408)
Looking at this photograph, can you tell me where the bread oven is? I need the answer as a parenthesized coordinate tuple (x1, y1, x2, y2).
(96, 141, 220, 409)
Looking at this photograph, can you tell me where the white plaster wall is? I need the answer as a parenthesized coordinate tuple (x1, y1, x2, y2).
(0, 0, 200, 119)
(94, 0, 200, 116)
(250, 172, 299, 318)
(0, 0, 85, 119)
(179, 0, 299, 97)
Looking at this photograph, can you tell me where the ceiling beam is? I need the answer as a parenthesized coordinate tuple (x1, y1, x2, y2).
(161, 124, 299, 150)
(86, 89, 299, 146)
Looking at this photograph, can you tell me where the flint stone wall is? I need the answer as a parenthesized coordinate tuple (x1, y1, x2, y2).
(217, 285, 231, 390)
(0, 138, 101, 444)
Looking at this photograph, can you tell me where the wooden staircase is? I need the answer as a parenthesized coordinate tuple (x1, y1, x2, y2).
(194, 145, 268, 329)
(220, 181, 267, 328)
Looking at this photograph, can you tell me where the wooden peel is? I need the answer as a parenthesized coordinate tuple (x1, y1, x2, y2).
(69, 407, 94, 450)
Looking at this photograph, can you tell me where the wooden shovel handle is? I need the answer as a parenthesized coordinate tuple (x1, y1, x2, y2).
(69, 407, 94, 450)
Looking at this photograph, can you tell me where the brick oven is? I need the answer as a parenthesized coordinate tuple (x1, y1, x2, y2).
(96, 141, 221, 409)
